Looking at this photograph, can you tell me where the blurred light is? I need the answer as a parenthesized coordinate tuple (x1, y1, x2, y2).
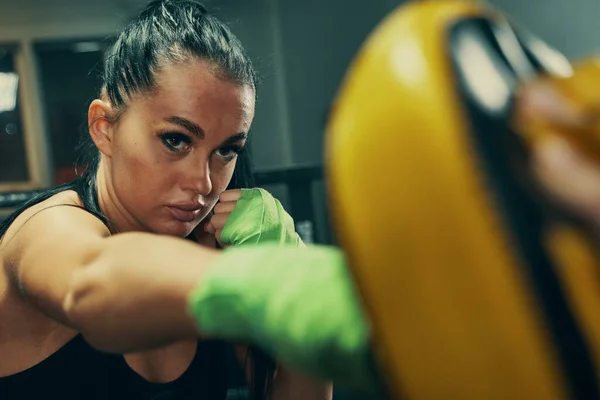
(296, 220, 314, 244)
(526, 36, 573, 78)
(457, 35, 512, 113)
(494, 24, 536, 80)
(73, 42, 102, 53)
(392, 38, 427, 86)
(0, 72, 19, 113)
(5, 123, 17, 135)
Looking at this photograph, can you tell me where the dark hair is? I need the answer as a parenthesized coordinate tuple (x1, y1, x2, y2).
(103, 0, 257, 110)
(0, 0, 275, 397)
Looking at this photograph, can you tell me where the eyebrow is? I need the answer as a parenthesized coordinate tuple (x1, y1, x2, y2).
(222, 132, 248, 146)
(165, 116, 204, 138)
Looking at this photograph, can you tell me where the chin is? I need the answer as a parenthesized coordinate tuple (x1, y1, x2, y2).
(152, 219, 199, 238)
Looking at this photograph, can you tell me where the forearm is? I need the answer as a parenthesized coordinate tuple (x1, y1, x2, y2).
(64, 232, 216, 353)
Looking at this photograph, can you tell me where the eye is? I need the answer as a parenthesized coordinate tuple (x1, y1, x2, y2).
(159, 133, 192, 153)
(215, 145, 245, 161)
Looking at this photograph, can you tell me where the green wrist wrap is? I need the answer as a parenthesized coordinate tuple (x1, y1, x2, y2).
(220, 188, 303, 247)
(187, 244, 372, 387)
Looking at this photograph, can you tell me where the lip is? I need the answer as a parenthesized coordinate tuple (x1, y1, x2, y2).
(167, 204, 204, 223)
(169, 202, 205, 211)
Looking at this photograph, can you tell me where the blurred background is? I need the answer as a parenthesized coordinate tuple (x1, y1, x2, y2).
(0, 0, 599, 246)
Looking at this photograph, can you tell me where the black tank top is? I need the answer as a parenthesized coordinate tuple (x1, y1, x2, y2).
(0, 335, 248, 400)
(0, 181, 257, 399)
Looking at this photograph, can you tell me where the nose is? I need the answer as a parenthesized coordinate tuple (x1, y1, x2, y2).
(184, 158, 212, 196)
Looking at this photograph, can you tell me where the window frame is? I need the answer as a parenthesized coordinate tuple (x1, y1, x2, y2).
(0, 40, 53, 193)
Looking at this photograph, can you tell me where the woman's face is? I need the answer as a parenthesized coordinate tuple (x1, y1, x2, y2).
(103, 61, 255, 237)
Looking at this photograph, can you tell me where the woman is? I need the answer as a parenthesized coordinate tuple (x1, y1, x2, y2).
(0, 1, 331, 399)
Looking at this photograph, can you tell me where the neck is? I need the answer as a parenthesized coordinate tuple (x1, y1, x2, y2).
(95, 158, 145, 234)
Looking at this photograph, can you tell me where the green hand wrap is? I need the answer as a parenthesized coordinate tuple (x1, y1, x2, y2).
(187, 244, 372, 388)
(220, 188, 303, 247)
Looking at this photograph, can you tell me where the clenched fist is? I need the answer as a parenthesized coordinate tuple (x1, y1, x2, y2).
(204, 188, 304, 247)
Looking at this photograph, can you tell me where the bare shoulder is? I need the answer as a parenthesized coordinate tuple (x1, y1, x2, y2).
(0, 190, 110, 374)
(1, 190, 109, 266)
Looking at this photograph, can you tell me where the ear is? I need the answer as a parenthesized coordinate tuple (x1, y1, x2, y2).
(88, 99, 117, 157)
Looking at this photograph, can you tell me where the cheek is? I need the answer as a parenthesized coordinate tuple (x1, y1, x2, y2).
(112, 128, 174, 195)
(210, 159, 237, 193)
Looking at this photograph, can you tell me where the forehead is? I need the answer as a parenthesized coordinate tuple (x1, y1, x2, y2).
(135, 60, 255, 128)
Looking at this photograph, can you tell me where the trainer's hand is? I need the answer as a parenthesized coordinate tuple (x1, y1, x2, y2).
(517, 80, 600, 225)
(533, 136, 600, 224)
(205, 188, 304, 247)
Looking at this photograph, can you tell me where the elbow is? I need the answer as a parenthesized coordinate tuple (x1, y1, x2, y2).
(62, 265, 123, 353)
